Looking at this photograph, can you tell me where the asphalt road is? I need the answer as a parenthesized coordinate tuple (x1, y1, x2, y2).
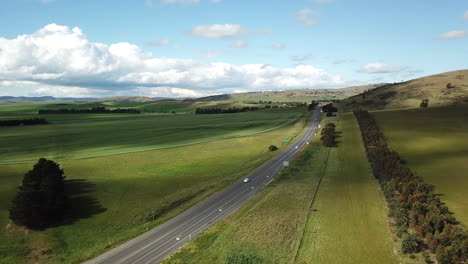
(84, 108, 321, 264)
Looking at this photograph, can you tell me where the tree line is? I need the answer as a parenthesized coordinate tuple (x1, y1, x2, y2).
(353, 110, 467, 264)
(38, 106, 140, 114)
(195, 106, 271, 114)
(0, 118, 48, 126)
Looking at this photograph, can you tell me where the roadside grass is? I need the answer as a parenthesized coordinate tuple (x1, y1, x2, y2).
(165, 112, 399, 264)
(0, 106, 303, 164)
(372, 105, 468, 226)
(163, 138, 327, 264)
(295, 112, 398, 264)
(0, 108, 308, 263)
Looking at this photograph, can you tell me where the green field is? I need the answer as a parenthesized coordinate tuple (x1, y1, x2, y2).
(0, 104, 308, 263)
(296, 112, 398, 264)
(0, 106, 303, 164)
(165, 112, 399, 264)
(372, 105, 468, 226)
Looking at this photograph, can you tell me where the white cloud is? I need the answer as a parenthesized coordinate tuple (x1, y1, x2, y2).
(358, 63, 400, 74)
(189, 24, 247, 39)
(147, 38, 171, 47)
(293, 8, 318, 26)
(437, 30, 468, 40)
(464, 10, 468, 20)
(231, 40, 248, 48)
(272, 43, 285, 50)
(0, 24, 344, 97)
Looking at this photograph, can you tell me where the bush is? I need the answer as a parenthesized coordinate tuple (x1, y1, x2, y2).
(420, 99, 429, 108)
(401, 233, 421, 254)
(268, 145, 278, 151)
(446, 83, 455, 89)
(9, 158, 67, 229)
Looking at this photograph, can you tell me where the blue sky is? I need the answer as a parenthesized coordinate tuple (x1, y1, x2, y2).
(0, 0, 467, 97)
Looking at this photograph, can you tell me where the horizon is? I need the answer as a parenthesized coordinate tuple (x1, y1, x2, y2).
(0, 0, 467, 98)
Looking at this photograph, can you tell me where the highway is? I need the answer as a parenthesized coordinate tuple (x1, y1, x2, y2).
(84, 108, 321, 264)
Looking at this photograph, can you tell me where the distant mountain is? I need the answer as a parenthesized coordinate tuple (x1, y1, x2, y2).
(343, 69, 468, 110)
(0, 96, 98, 104)
(197, 84, 385, 103)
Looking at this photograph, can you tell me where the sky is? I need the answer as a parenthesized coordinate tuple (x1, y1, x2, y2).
(0, 0, 467, 98)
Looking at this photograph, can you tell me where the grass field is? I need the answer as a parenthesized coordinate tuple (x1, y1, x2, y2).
(0, 105, 308, 263)
(0, 107, 303, 164)
(372, 105, 468, 226)
(164, 112, 399, 264)
(296, 112, 397, 264)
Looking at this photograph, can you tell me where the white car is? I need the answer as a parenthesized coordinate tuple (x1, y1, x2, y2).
(243, 177, 250, 183)
(295, 145, 299, 149)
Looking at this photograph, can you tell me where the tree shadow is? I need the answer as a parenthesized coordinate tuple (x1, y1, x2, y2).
(62, 179, 106, 225)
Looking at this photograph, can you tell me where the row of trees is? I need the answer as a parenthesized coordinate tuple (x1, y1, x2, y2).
(38, 106, 140, 114)
(0, 118, 48, 126)
(353, 110, 467, 264)
(195, 106, 270, 114)
(320, 123, 337, 147)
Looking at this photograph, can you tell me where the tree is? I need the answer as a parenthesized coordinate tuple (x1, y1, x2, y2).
(9, 158, 67, 229)
(420, 99, 429, 108)
(401, 233, 421, 254)
(268, 145, 278, 151)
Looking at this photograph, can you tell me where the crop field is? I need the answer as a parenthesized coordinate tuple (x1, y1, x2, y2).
(0, 104, 307, 263)
(165, 112, 398, 264)
(372, 105, 468, 226)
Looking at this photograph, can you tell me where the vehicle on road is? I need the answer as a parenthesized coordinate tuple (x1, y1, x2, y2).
(295, 145, 299, 149)
(243, 177, 250, 183)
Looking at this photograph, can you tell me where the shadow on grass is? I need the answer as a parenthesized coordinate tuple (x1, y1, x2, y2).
(63, 179, 106, 225)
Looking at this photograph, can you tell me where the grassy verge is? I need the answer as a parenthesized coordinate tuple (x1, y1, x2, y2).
(164, 112, 399, 264)
(296, 112, 398, 263)
(372, 105, 468, 226)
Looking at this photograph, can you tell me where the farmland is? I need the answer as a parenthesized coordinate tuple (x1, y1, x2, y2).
(0, 103, 308, 263)
(372, 105, 468, 226)
(164, 112, 399, 264)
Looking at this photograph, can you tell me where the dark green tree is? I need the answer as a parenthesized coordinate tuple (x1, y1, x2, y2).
(401, 233, 421, 254)
(268, 145, 278, 151)
(9, 158, 66, 229)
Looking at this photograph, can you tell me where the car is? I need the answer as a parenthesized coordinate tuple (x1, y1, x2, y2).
(295, 145, 299, 149)
(243, 177, 250, 183)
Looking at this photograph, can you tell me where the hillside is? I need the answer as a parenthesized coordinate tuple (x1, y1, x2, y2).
(198, 84, 384, 103)
(343, 69, 468, 110)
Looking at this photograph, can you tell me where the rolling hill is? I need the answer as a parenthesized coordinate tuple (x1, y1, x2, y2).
(343, 69, 468, 110)
(197, 84, 384, 103)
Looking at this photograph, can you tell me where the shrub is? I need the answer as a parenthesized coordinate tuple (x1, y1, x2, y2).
(268, 145, 278, 151)
(401, 233, 421, 254)
(446, 83, 455, 89)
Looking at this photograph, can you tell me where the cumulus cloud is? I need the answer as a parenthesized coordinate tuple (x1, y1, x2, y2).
(189, 24, 248, 39)
(0, 24, 344, 97)
(437, 30, 468, 40)
(231, 40, 248, 48)
(358, 63, 400, 74)
(293, 8, 318, 26)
